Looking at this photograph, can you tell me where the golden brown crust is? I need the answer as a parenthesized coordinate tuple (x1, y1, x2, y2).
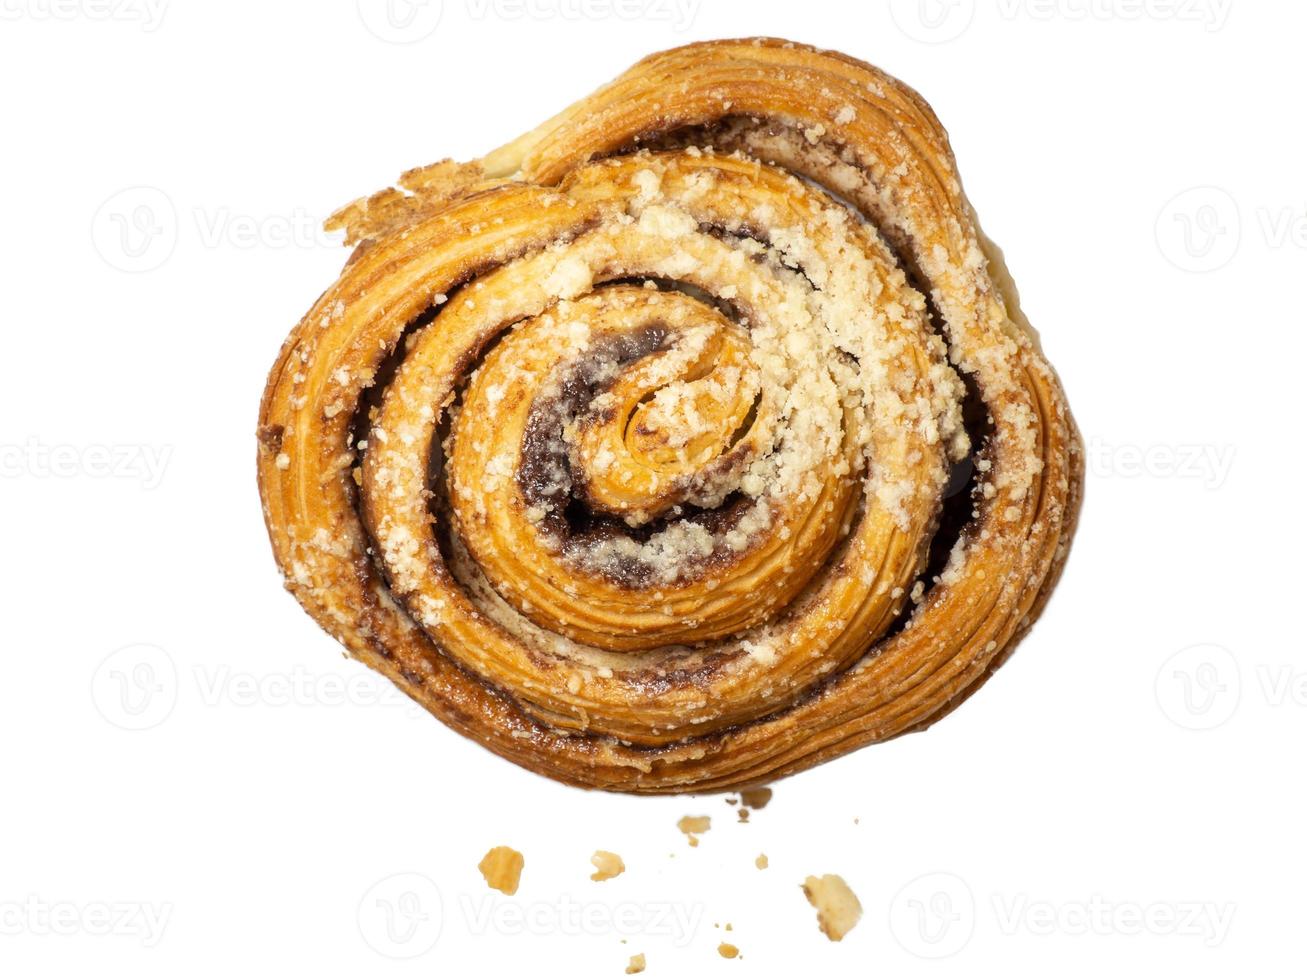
(256, 37, 1082, 793)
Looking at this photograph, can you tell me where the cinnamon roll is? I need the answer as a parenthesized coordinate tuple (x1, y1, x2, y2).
(256, 38, 1082, 792)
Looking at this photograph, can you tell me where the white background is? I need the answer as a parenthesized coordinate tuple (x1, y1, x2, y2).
(2, 1, 1302, 976)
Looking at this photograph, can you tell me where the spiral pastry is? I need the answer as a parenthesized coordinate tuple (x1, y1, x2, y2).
(257, 38, 1082, 793)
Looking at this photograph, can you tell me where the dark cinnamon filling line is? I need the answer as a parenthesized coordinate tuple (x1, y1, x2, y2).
(516, 321, 759, 590)
(517, 322, 671, 523)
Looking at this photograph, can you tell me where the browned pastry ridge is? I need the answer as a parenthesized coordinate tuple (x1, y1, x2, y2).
(256, 38, 1083, 793)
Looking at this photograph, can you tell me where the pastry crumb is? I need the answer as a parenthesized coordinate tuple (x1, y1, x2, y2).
(802, 874, 862, 941)
(591, 850, 626, 881)
(478, 846, 524, 895)
(755, 853, 769, 870)
(625, 952, 646, 974)
(718, 941, 739, 958)
(677, 815, 711, 846)
(735, 786, 772, 822)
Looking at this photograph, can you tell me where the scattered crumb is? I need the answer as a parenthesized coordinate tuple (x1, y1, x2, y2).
(478, 846, 524, 895)
(802, 874, 862, 941)
(677, 815, 711, 847)
(591, 850, 626, 882)
(755, 853, 769, 870)
(718, 942, 740, 959)
(626, 952, 646, 974)
(734, 786, 772, 822)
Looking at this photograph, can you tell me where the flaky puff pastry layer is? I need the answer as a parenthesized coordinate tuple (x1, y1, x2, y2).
(256, 38, 1082, 793)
